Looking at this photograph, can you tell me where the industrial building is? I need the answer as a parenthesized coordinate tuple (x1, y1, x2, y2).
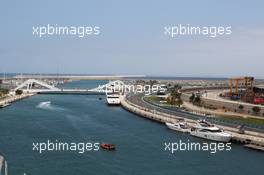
(226, 77, 264, 104)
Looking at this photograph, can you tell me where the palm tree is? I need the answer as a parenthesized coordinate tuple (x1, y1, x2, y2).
(189, 93, 195, 102)
(15, 89, 23, 95)
(194, 96, 201, 106)
(238, 104, 244, 110)
(167, 88, 182, 107)
(252, 106, 261, 114)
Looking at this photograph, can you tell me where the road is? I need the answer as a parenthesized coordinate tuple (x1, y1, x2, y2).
(127, 94, 264, 133)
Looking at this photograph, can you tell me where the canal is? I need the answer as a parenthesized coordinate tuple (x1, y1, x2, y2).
(0, 80, 263, 175)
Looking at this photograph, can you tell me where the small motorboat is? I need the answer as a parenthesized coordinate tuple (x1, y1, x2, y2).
(165, 119, 190, 133)
(100, 143, 116, 150)
(98, 97, 103, 100)
(41, 101, 51, 105)
(0, 103, 10, 108)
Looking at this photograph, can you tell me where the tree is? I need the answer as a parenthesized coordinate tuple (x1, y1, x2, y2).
(193, 95, 201, 105)
(173, 84, 182, 90)
(175, 99, 183, 107)
(0, 88, 9, 97)
(166, 89, 182, 107)
(15, 89, 23, 95)
(0, 88, 9, 95)
(170, 89, 181, 99)
(252, 106, 261, 114)
(166, 95, 175, 105)
(189, 93, 195, 102)
(238, 104, 244, 110)
(189, 93, 202, 106)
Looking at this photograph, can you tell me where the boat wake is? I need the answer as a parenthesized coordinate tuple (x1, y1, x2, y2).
(36, 101, 66, 111)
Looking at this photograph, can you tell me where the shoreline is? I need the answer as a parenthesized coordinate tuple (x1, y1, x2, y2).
(0, 93, 35, 108)
(11, 75, 146, 80)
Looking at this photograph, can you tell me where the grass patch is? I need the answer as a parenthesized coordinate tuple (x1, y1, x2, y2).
(145, 96, 165, 103)
(218, 115, 264, 126)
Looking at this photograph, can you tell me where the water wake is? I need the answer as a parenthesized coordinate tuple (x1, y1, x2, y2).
(36, 101, 66, 111)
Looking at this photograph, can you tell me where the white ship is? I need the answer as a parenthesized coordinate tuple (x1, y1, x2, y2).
(165, 119, 190, 133)
(190, 120, 232, 142)
(106, 94, 120, 105)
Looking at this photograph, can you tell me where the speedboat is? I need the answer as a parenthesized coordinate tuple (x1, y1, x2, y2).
(42, 101, 51, 105)
(190, 120, 232, 142)
(165, 119, 190, 133)
(100, 143, 116, 150)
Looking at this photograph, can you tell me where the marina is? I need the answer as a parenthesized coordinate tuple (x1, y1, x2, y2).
(1, 79, 264, 175)
(121, 94, 264, 148)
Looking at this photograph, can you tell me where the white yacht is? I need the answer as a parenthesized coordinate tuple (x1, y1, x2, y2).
(0, 103, 10, 108)
(165, 119, 190, 133)
(106, 94, 120, 105)
(190, 120, 232, 142)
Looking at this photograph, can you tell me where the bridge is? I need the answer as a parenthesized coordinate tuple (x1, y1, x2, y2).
(14, 79, 60, 92)
(13, 79, 125, 94)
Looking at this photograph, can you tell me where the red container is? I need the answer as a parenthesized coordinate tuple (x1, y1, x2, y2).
(254, 98, 264, 104)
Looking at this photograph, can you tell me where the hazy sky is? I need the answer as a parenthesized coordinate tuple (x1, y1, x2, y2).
(0, 0, 263, 77)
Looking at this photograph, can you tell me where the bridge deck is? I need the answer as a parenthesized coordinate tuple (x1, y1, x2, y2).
(38, 89, 105, 95)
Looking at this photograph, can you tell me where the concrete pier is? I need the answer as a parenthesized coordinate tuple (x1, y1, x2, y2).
(0, 93, 35, 108)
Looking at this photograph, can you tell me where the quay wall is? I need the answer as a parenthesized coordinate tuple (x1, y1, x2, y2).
(121, 96, 264, 146)
(0, 93, 35, 106)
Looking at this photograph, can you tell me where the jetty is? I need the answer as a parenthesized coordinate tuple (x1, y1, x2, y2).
(244, 144, 264, 151)
(0, 93, 34, 108)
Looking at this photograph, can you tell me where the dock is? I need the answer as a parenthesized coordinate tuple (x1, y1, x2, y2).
(120, 95, 264, 151)
(244, 144, 264, 151)
(0, 93, 35, 109)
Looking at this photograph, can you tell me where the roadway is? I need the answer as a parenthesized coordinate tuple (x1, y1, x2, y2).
(126, 94, 264, 133)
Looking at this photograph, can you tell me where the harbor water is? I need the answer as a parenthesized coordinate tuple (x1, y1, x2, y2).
(0, 80, 263, 175)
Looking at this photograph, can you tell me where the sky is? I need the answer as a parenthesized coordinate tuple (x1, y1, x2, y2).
(0, 0, 264, 78)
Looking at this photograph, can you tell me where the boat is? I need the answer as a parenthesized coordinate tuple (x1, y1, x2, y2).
(165, 119, 190, 133)
(100, 143, 116, 150)
(106, 94, 120, 105)
(0, 103, 10, 108)
(190, 120, 232, 142)
(41, 101, 51, 105)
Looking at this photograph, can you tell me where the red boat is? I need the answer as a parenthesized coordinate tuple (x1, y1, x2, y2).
(100, 143, 116, 150)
